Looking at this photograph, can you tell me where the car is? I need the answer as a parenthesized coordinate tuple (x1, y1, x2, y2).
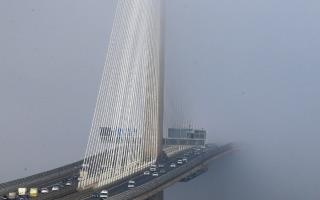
(177, 160, 183, 165)
(51, 185, 60, 191)
(182, 158, 188, 162)
(40, 188, 49, 194)
(1, 195, 8, 200)
(159, 169, 166, 174)
(143, 171, 150, 175)
(170, 163, 176, 168)
(99, 190, 109, 199)
(128, 184, 135, 188)
(65, 181, 72, 186)
(152, 172, 159, 177)
(150, 167, 157, 172)
(66, 177, 75, 182)
(158, 164, 165, 168)
(91, 192, 100, 198)
(150, 164, 157, 171)
(128, 180, 135, 184)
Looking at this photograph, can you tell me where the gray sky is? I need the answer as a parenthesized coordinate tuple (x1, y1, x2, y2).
(1, 0, 320, 199)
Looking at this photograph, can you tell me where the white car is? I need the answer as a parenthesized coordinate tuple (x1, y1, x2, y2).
(51, 185, 60, 191)
(152, 172, 159, 177)
(150, 167, 157, 172)
(128, 180, 135, 184)
(41, 188, 49, 194)
(99, 190, 109, 198)
(128, 180, 135, 188)
(177, 160, 183, 165)
(65, 181, 72, 186)
(143, 171, 150, 175)
(170, 163, 176, 168)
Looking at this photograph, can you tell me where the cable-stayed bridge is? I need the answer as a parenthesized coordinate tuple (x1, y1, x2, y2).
(0, 0, 234, 199)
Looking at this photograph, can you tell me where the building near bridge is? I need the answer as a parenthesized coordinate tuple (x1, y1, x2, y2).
(163, 128, 207, 146)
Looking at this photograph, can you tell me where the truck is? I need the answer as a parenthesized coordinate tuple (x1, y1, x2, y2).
(18, 188, 28, 196)
(29, 188, 39, 198)
(8, 192, 17, 200)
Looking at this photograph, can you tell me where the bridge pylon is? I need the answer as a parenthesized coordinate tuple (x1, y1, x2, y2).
(78, 0, 165, 190)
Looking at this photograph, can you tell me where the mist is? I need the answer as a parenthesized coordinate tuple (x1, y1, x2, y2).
(1, 0, 320, 199)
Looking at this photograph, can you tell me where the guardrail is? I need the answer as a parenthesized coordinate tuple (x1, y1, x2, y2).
(0, 160, 83, 196)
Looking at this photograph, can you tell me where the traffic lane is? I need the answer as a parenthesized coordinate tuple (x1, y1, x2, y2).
(84, 146, 219, 200)
(106, 153, 198, 197)
(108, 172, 153, 196)
(86, 168, 168, 198)
(32, 171, 78, 198)
(86, 149, 205, 199)
(105, 158, 196, 198)
(4, 148, 207, 199)
(84, 172, 154, 199)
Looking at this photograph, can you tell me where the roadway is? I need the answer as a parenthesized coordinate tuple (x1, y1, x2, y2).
(0, 144, 233, 200)
(56, 144, 232, 200)
(108, 144, 231, 200)
(52, 146, 201, 200)
(0, 161, 81, 197)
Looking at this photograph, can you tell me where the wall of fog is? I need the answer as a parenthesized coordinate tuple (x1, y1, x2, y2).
(1, 1, 320, 199)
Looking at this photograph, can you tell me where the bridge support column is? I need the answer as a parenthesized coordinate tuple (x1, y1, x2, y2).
(145, 191, 164, 200)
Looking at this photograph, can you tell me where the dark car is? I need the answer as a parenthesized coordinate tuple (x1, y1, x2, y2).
(91, 192, 100, 198)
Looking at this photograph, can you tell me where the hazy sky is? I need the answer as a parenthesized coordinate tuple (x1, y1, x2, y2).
(1, 0, 320, 199)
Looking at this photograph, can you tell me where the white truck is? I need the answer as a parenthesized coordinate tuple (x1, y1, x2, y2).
(18, 188, 28, 196)
(8, 192, 17, 200)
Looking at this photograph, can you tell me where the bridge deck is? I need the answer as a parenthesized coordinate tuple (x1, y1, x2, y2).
(0, 144, 233, 200)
